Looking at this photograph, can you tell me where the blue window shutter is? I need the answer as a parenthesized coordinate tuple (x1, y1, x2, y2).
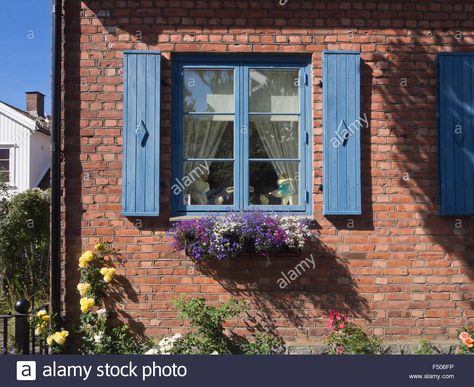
(438, 54, 474, 215)
(122, 51, 161, 216)
(323, 51, 361, 215)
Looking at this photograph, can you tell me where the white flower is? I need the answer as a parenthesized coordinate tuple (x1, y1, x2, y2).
(144, 348, 160, 355)
(158, 333, 183, 355)
(94, 334, 103, 343)
(211, 351, 219, 355)
(172, 333, 182, 340)
(96, 309, 107, 319)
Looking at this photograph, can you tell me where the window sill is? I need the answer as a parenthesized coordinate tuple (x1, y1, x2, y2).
(169, 214, 314, 222)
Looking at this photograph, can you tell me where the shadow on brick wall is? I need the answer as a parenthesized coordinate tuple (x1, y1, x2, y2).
(369, 32, 474, 315)
(193, 239, 369, 339)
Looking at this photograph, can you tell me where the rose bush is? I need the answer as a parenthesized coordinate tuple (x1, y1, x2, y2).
(457, 325, 474, 354)
(74, 240, 152, 354)
(326, 311, 383, 355)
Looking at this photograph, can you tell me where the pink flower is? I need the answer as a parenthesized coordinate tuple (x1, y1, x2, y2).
(336, 346, 345, 354)
(338, 323, 345, 329)
(459, 331, 471, 341)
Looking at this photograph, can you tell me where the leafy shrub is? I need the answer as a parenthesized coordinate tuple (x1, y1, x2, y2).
(0, 189, 50, 305)
(241, 332, 284, 355)
(170, 297, 245, 354)
(148, 297, 283, 355)
(326, 311, 383, 355)
(170, 212, 314, 261)
(415, 339, 436, 355)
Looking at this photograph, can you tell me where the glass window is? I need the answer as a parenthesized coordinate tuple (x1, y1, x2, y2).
(0, 148, 10, 184)
(173, 57, 310, 214)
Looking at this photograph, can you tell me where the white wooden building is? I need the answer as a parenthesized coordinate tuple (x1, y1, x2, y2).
(0, 92, 50, 193)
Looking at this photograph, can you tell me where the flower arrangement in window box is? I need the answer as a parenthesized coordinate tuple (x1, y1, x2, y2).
(170, 212, 315, 261)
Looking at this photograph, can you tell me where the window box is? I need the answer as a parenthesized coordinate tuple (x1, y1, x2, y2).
(170, 212, 315, 261)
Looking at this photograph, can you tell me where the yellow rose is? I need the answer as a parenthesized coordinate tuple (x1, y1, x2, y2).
(35, 325, 43, 336)
(36, 310, 47, 318)
(81, 250, 95, 262)
(78, 250, 95, 268)
(52, 330, 68, 346)
(80, 297, 95, 314)
(100, 267, 116, 283)
(95, 242, 105, 251)
(77, 283, 91, 296)
(41, 314, 50, 322)
(46, 335, 53, 346)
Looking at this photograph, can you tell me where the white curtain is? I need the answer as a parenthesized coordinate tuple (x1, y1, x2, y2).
(254, 120, 298, 195)
(184, 117, 228, 176)
(251, 70, 300, 198)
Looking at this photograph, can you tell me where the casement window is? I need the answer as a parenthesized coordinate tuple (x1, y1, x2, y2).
(438, 53, 474, 215)
(171, 55, 312, 215)
(121, 51, 362, 217)
(0, 148, 11, 184)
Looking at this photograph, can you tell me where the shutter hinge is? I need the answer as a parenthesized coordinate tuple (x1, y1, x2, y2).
(305, 132, 309, 144)
(306, 191, 310, 203)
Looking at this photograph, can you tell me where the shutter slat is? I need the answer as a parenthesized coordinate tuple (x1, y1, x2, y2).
(438, 53, 474, 215)
(323, 51, 361, 215)
(122, 51, 161, 216)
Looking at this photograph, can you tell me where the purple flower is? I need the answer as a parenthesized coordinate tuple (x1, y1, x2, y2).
(169, 212, 315, 261)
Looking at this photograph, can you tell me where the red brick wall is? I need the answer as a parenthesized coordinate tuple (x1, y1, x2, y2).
(62, 0, 474, 345)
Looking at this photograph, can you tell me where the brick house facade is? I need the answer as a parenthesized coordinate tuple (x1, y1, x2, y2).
(62, 0, 474, 348)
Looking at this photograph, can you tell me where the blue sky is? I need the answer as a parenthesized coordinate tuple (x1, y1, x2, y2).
(0, 0, 51, 114)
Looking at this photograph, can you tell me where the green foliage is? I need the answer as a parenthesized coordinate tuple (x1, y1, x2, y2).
(78, 311, 152, 355)
(327, 324, 382, 355)
(241, 332, 284, 355)
(171, 297, 245, 354)
(415, 340, 436, 355)
(161, 297, 283, 355)
(0, 189, 50, 304)
(174, 297, 245, 335)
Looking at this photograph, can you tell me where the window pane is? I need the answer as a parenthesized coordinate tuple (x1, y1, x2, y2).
(183, 161, 234, 206)
(0, 149, 9, 159)
(249, 115, 299, 159)
(249, 161, 299, 206)
(249, 69, 299, 113)
(0, 160, 9, 171)
(184, 69, 234, 113)
(184, 115, 233, 159)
